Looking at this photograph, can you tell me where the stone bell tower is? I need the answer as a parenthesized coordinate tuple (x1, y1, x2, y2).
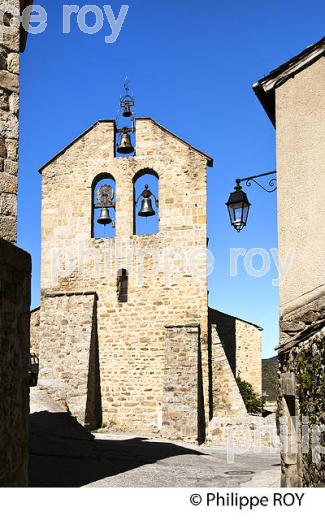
(38, 85, 213, 442)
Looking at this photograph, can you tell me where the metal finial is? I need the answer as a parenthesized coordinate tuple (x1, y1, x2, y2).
(124, 76, 130, 94)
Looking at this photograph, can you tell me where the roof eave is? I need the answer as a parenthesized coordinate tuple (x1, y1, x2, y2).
(208, 307, 263, 331)
(252, 81, 276, 127)
(252, 37, 325, 126)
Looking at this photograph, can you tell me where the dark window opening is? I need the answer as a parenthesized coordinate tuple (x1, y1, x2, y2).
(285, 395, 297, 433)
(117, 269, 128, 303)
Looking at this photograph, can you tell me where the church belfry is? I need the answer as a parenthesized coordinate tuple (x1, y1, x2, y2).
(37, 82, 222, 442)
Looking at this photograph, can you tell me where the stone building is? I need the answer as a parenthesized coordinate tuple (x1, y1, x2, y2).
(0, 1, 32, 487)
(36, 108, 262, 443)
(209, 308, 262, 395)
(253, 37, 325, 486)
(30, 306, 40, 355)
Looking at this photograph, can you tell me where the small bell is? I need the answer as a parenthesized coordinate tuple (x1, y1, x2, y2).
(97, 207, 112, 226)
(117, 129, 134, 155)
(138, 197, 155, 217)
(138, 186, 156, 218)
(122, 101, 132, 118)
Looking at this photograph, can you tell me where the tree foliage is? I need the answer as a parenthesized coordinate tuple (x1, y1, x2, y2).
(236, 376, 265, 414)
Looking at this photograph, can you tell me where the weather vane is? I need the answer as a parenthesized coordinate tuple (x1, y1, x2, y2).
(124, 76, 130, 94)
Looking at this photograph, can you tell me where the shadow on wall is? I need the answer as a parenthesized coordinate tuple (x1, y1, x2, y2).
(197, 332, 206, 444)
(209, 308, 236, 374)
(208, 308, 236, 420)
(28, 411, 203, 487)
(85, 297, 102, 430)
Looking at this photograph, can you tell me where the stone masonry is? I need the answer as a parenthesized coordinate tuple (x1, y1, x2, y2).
(0, 0, 21, 243)
(30, 307, 40, 355)
(0, 238, 31, 486)
(236, 319, 262, 394)
(0, 1, 32, 487)
(37, 116, 263, 443)
(39, 292, 101, 429)
(278, 292, 325, 487)
(207, 325, 278, 449)
(209, 325, 247, 418)
(38, 118, 212, 441)
(209, 308, 262, 395)
(162, 324, 205, 443)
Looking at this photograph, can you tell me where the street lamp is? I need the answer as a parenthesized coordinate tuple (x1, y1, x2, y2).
(226, 170, 276, 232)
(226, 180, 251, 232)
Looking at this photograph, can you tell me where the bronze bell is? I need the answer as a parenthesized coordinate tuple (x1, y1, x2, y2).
(117, 129, 134, 155)
(138, 197, 155, 218)
(123, 101, 132, 118)
(97, 207, 112, 226)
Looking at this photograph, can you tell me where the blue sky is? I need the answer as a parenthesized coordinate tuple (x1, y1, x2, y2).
(18, 0, 325, 358)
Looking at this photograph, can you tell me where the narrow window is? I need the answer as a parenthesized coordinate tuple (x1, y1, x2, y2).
(117, 269, 128, 302)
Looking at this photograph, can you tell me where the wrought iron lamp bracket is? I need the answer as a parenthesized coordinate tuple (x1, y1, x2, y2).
(236, 170, 277, 193)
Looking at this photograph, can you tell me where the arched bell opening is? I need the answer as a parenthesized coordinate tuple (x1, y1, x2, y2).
(91, 173, 116, 239)
(133, 169, 159, 235)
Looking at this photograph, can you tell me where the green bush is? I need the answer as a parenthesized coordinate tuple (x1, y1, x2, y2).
(236, 376, 265, 414)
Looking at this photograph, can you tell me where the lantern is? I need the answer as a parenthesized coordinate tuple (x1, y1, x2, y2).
(226, 182, 251, 232)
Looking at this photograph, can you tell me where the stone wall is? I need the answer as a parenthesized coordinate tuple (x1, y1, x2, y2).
(208, 414, 279, 449)
(39, 292, 101, 429)
(236, 319, 262, 395)
(0, 0, 20, 243)
(207, 325, 279, 449)
(209, 308, 262, 395)
(0, 0, 32, 488)
(280, 292, 325, 346)
(30, 307, 40, 355)
(0, 238, 31, 487)
(162, 324, 204, 443)
(209, 324, 247, 418)
(39, 118, 211, 436)
(278, 292, 325, 487)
